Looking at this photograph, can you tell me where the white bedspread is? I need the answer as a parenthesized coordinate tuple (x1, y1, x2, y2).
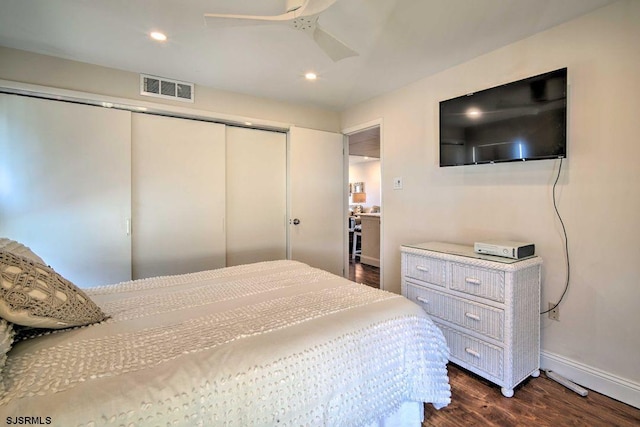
(1, 260, 450, 426)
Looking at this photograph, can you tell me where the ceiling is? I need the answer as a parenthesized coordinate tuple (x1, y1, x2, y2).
(349, 127, 380, 159)
(0, 0, 616, 111)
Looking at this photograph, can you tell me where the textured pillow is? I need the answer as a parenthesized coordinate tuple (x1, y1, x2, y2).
(0, 318, 15, 395)
(0, 238, 46, 265)
(0, 251, 106, 329)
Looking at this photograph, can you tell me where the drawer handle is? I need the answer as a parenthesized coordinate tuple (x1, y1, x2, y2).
(465, 277, 481, 285)
(416, 296, 429, 304)
(465, 312, 481, 321)
(416, 266, 429, 273)
(465, 348, 481, 358)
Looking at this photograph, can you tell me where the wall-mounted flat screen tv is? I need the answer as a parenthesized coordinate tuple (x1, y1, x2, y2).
(439, 68, 567, 167)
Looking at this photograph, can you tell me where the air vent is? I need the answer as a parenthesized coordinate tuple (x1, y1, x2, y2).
(140, 74, 194, 102)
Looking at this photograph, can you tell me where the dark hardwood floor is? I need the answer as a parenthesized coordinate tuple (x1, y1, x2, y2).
(424, 364, 640, 426)
(348, 258, 380, 288)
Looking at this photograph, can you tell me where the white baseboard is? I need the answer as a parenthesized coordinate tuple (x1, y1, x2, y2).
(541, 350, 640, 409)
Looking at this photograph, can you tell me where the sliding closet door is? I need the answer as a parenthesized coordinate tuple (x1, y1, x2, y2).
(289, 126, 345, 275)
(0, 94, 132, 287)
(226, 127, 286, 266)
(131, 113, 226, 279)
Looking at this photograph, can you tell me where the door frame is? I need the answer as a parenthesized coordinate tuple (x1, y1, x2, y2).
(342, 119, 384, 290)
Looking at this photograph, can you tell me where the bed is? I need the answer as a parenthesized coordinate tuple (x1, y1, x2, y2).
(0, 243, 450, 426)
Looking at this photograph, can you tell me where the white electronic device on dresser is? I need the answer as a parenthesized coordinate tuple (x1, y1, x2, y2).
(401, 242, 542, 398)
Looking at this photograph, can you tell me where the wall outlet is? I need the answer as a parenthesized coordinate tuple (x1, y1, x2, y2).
(393, 177, 403, 190)
(548, 302, 560, 321)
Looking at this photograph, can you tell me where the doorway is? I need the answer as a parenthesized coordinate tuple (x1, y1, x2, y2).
(346, 125, 381, 289)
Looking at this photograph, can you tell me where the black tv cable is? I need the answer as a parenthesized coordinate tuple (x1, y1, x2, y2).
(541, 158, 570, 315)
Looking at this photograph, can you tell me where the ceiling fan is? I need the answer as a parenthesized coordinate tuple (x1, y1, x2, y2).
(204, 0, 358, 62)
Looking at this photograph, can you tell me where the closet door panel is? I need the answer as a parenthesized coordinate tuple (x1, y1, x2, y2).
(131, 114, 226, 279)
(0, 94, 132, 287)
(226, 127, 286, 266)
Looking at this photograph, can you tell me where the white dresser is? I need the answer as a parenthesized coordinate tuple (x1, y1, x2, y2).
(401, 242, 542, 397)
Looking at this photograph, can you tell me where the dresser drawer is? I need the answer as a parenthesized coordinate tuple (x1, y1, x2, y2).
(450, 263, 505, 302)
(406, 283, 504, 341)
(439, 323, 504, 380)
(403, 254, 446, 287)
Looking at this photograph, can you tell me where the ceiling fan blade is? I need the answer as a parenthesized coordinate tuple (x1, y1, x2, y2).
(313, 26, 358, 62)
(204, 0, 339, 23)
(204, 10, 297, 24)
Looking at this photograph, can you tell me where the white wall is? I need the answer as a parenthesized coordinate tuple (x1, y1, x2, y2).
(0, 46, 340, 132)
(349, 160, 381, 208)
(341, 0, 640, 402)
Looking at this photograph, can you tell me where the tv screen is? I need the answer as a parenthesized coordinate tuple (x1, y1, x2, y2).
(439, 68, 567, 167)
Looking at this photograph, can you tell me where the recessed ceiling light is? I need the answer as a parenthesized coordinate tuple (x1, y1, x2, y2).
(305, 72, 317, 80)
(150, 31, 167, 42)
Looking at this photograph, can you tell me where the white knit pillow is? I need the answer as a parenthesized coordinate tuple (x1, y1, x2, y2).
(0, 251, 106, 329)
(0, 318, 15, 395)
